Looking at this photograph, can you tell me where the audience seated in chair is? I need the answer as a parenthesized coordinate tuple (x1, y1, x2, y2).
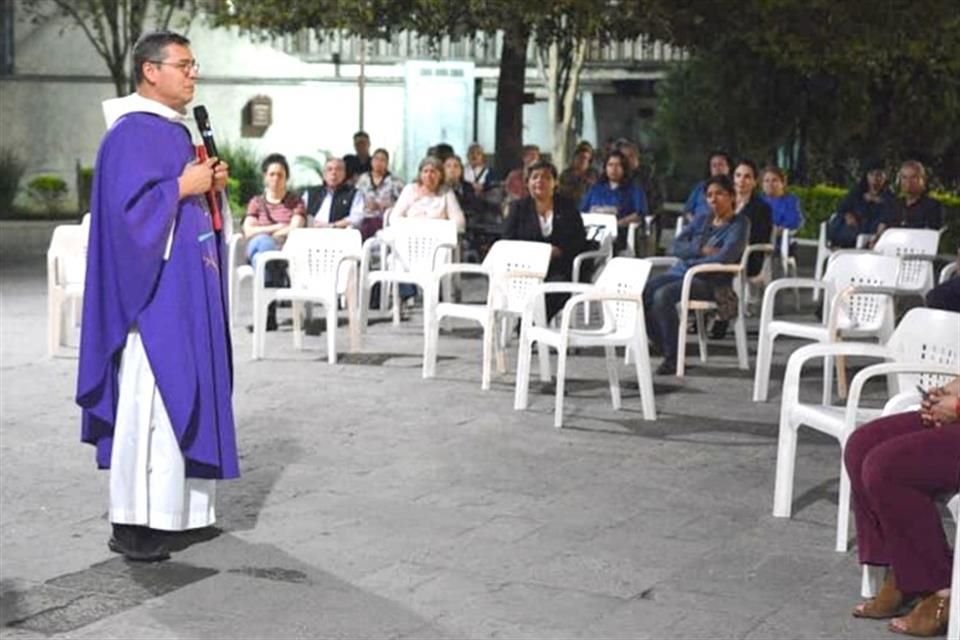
(890, 160, 943, 233)
(303, 157, 365, 231)
(761, 165, 804, 254)
(579, 150, 648, 254)
(557, 140, 599, 205)
(354, 148, 404, 241)
(503, 144, 542, 206)
(501, 159, 586, 322)
(926, 254, 960, 312)
(845, 376, 958, 637)
(831, 160, 895, 249)
(643, 174, 748, 375)
(682, 150, 734, 229)
(243, 153, 306, 331)
(343, 130, 372, 182)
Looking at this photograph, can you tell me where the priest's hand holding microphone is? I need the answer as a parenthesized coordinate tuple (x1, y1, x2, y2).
(178, 158, 229, 198)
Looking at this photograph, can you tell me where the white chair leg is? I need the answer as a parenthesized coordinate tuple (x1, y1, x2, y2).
(734, 315, 749, 370)
(535, 301, 551, 383)
(423, 309, 439, 379)
(624, 343, 632, 365)
(676, 303, 689, 378)
(514, 333, 534, 410)
(695, 309, 708, 362)
(47, 293, 60, 357)
(252, 287, 264, 360)
(822, 354, 834, 406)
(835, 459, 851, 552)
(326, 302, 338, 364)
(480, 321, 494, 391)
(346, 278, 360, 352)
(359, 280, 371, 333)
(292, 301, 304, 350)
(772, 418, 799, 518)
(604, 345, 621, 410)
(753, 328, 774, 402)
(631, 334, 657, 420)
(861, 565, 884, 599)
(392, 281, 401, 325)
(496, 316, 509, 374)
(554, 341, 569, 428)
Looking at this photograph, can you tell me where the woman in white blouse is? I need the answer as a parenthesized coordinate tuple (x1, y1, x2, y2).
(390, 156, 466, 232)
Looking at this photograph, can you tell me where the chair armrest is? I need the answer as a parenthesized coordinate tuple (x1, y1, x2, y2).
(793, 238, 818, 247)
(681, 262, 742, 303)
(431, 242, 458, 270)
(844, 362, 960, 432)
(520, 282, 595, 325)
(573, 248, 612, 281)
(558, 290, 644, 336)
(434, 262, 490, 280)
(781, 342, 893, 412)
(253, 250, 287, 286)
(646, 256, 680, 268)
(758, 278, 829, 328)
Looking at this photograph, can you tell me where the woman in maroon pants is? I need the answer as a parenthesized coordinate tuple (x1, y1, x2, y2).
(844, 376, 959, 636)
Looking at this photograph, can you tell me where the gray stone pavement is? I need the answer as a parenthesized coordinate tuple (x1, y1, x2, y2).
(0, 254, 938, 639)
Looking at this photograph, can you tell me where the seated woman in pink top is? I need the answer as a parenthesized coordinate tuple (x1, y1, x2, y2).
(391, 156, 466, 232)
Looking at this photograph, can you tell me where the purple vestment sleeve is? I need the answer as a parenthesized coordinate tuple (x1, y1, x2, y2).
(77, 112, 239, 479)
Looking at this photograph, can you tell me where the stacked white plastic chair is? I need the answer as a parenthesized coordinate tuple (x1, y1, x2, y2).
(422, 240, 552, 389)
(359, 218, 458, 329)
(753, 252, 901, 404)
(514, 257, 657, 428)
(251, 227, 362, 364)
(47, 215, 90, 357)
(772, 307, 960, 552)
(675, 243, 774, 377)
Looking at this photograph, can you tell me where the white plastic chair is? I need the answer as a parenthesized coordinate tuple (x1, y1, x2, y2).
(227, 233, 255, 329)
(772, 307, 960, 552)
(776, 227, 801, 310)
(47, 220, 90, 357)
(873, 228, 941, 295)
(753, 252, 901, 403)
(676, 243, 774, 377)
(252, 228, 362, 364)
(514, 257, 657, 428)
(359, 218, 458, 330)
(422, 240, 552, 389)
(573, 213, 618, 283)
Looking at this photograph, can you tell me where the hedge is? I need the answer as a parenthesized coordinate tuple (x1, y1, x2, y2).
(789, 185, 959, 254)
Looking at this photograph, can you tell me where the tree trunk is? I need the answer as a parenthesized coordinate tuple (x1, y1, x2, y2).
(109, 60, 127, 97)
(554, 39, 586, 169)
(494, 24, 529, 177)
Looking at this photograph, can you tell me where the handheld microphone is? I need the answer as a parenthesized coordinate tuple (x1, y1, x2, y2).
(193, 105, 219, 160)
(192, 105, 223, 232)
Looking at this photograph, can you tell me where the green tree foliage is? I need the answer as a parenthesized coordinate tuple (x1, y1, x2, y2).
(649, 0, 960, 189)
(22, 0, 198, 96)
(212, 0, 654, 171)
(27, 175, 68, 213)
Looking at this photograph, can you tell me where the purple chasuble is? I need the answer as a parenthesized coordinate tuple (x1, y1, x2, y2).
(77, 111, 239, 480)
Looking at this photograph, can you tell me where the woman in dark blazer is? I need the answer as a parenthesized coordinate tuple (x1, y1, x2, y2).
(502, 159, 586, 320)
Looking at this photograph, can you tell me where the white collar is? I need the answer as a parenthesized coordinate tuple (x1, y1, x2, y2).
(101, 92, 189, 129)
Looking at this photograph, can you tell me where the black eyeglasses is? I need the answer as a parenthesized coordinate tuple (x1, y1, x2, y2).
(149, 59, 200, 74)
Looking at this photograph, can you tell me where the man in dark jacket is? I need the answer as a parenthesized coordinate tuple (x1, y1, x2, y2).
(301, 157, 364, 229)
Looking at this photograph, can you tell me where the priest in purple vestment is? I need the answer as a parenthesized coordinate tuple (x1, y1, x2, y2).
(76, 31, 239, 562)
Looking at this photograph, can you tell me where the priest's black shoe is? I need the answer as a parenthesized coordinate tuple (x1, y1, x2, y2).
(108, 524, 170, 562)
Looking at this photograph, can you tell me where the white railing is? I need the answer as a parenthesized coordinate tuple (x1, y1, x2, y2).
(279, 29, 686, 67)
